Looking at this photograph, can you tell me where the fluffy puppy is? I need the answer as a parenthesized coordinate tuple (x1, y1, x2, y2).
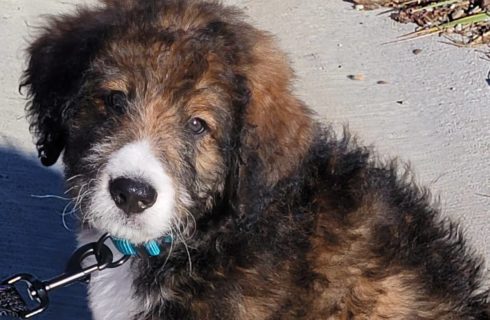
(21, 0, 489, 319)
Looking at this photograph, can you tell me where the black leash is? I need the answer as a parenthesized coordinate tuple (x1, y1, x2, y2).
(0, 285, 26, 318)
(0, 234, 129, 318)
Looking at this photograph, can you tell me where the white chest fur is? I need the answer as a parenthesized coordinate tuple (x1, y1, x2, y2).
(78, 230, 142, 320)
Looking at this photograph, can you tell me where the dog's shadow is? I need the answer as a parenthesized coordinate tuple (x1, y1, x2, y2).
(0, 147, 91, 319)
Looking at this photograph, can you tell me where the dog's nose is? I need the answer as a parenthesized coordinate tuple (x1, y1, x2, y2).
(109, 177, 157, 214)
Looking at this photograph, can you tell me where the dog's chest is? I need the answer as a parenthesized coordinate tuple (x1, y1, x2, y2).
(79, 230, 141, 320)
(88, 260, 140, 320)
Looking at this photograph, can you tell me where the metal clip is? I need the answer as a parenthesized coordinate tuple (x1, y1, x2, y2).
(2, 233, 129, 318)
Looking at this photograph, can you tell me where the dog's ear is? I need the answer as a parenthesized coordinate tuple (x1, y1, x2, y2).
(21, 8, 114, 166)
(239, 34, 314, 185)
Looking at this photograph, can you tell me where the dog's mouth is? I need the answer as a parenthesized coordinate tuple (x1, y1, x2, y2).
(81, 139, 182, 245)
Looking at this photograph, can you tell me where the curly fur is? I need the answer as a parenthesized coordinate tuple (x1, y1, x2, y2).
(21, 0, 489, 319)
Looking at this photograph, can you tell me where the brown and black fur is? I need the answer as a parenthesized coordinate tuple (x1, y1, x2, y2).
(21, 0, 489, 319)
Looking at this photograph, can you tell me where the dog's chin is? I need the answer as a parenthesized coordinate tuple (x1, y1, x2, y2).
(91, 212, 172, 245)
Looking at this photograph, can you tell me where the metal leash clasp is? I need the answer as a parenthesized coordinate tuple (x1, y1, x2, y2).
(2, 233, 129, 318)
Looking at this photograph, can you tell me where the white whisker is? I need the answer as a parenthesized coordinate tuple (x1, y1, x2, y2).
(172, 223, 193, 275)
(161, 228, 176, 271)
(66, 174, 83, 182)
(30, 194, 70, 201)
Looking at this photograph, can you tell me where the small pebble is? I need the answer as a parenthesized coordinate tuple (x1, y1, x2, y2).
(377, 80, 388, 85)
(412, 49, 422, 55)
(396, 100, 404, 105)
(354, 4, 364, 10)
(348, 74, 365, 81)
(469, 6, 482, 14)
(451, 9, 465, 20)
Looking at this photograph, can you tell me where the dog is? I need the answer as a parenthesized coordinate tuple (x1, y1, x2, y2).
(21, 0, 489, 319)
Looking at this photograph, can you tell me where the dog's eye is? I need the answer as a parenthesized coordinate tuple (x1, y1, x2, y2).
(105, 91, 127, 114)
(188, 117, 207, 135)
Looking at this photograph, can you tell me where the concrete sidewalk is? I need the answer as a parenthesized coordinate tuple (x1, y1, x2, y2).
(0, 1, 488, 319)
(228, 0, 490, 260)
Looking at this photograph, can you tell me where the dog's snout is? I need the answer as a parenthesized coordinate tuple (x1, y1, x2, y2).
(109, 177, 157, 214)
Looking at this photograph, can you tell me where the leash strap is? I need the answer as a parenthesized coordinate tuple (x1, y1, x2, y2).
(0, 284, 26, 318)
(0, 233, 171, 318)
(1, 234, 130, 319)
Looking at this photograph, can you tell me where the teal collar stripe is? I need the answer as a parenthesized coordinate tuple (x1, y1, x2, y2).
(111, 235, 173, 257)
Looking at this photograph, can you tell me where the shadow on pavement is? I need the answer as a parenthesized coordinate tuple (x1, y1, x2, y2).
(0, 146, 91, 319)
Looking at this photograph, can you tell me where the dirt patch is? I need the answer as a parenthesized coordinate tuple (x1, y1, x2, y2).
(351, 0, 490, 46)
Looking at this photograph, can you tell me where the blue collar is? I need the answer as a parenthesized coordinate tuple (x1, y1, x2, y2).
(111, 235, 173, 257)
